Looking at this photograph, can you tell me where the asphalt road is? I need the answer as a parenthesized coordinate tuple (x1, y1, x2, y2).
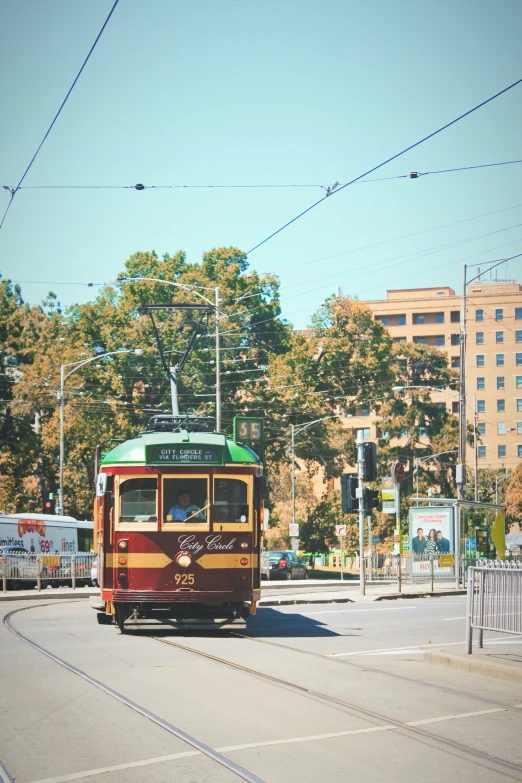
(1, 597, 521, 783)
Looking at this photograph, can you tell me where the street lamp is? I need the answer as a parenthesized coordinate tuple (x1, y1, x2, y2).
(58, 348, 143, 514)
(111, 276, 224, 431)
(413, 450, 458, 503)
(495, 472, 512, 505)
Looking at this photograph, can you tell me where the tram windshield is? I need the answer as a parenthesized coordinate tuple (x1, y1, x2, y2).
(213, 478, 248, 523)
(164, 478, 208, 522)
(120, 478, 157, 522)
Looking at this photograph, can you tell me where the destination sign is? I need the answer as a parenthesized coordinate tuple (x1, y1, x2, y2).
(146, 445, 222, 464)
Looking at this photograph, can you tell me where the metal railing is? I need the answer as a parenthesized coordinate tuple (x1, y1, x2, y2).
(466, 560, 522, 654)
(363, 553, 458, 590)
(0, 553, 95, 592)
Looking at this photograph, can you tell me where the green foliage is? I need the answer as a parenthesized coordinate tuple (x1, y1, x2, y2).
(300, 491, 346, 557)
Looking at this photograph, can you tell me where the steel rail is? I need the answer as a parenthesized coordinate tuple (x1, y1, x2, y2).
(3, 607, 266, 783)
(151, 635, 522, 775)
(231, 631, 522, 713)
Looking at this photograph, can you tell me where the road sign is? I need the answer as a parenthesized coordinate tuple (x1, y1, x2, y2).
(289, 523, 299, 537)
(391, 461, 405, 485)
(382, 501, 396, 514)
(291, 538, 299, 551)
(335, 524, 347, 536)
(372, 534, 379, 545)
(439, 554, 454, 568)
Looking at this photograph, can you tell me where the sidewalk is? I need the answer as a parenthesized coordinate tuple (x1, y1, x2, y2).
(425, 640, 522, 684)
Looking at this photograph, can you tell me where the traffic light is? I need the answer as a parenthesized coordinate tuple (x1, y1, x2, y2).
(43, 493, 55, 514)
(364, 488, 379, 509)
(363, 442, 377, 481)
(341, 474, 358, 513)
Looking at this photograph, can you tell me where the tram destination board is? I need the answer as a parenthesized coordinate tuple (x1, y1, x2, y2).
(146, 445, 222, 464)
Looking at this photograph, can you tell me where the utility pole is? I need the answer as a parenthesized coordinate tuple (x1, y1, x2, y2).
(291, 424, 296, 527)
(357, 430, 366, 595)
(58, 364, 65, 515)
(473, 394, 478, 502)
(169, 365, 180, 415)
(457, 264, 467, 501)
(215, 286, 221, 432)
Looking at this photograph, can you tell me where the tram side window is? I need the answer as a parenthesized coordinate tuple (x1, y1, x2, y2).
(213, 478, 248, 523)
(163, 478, 208, 522)
(120, 478, 157, 522)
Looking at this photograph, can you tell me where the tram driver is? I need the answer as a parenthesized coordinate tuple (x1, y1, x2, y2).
(167, 490, 205, 522)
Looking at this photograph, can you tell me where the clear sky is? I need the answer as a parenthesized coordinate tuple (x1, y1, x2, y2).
(0, 0, 521, 328)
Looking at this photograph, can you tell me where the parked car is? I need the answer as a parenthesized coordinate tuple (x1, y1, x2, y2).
(0, 545, 37, 586)
(267, 550, 308, 580)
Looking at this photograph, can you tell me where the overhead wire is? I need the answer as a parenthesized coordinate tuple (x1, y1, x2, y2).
(0, 0, 120, 232)
(246, 77, 522, 255)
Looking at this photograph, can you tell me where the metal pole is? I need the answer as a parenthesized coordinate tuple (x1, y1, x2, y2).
(291, 425, 296, 528)
(473, 394, 478, 502)
(357, 430, 366, 595)
(457, 264, 467, 501)
(169, 366, 180, 415)
(340, 535, 344, 581)
(495, 477, 498, 505)
(465, 567, 473, 654)
(215, 286, 221, 432)
(59, 363, 65, 514)
(430, 552, 434, 593)
(415, 457, 419, 505)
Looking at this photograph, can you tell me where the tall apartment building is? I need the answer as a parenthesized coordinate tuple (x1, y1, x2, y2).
(348, 279, 522, 473)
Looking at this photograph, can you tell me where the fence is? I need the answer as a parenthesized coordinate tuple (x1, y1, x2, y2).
(466, 560, 522, 654)
(363, 553, 459, 590)
(0, 553, 95, 592)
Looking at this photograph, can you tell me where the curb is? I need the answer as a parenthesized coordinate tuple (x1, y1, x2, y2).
(0, 590, 94, 602)
(377, 590, 467, 601)
(259, 597, 355, 607)
(424, 650, 522, 684)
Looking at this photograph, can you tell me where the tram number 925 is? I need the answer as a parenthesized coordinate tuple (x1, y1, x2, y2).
(175, 573, 194, 585)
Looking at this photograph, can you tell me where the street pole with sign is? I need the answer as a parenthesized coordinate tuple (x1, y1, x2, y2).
(335, 524, 346, 581)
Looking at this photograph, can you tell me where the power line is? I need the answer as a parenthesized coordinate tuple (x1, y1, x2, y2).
(0, 0, 120, 232)
(246, 77, 522, 255)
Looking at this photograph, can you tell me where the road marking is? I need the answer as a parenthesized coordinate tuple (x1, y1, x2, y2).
(443, 617, 467, 620)
(27, 704, 515, 783)
(296, 607, 418, 616)
(360, 649, 425, 656)
(330, 635, 515, 656)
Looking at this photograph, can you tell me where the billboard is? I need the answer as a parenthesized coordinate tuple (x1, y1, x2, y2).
(0, 516, 77, 553)
(408, 507, 454, 577)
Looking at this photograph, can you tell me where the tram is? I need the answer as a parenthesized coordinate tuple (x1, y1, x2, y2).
(93, 415, 263, 631)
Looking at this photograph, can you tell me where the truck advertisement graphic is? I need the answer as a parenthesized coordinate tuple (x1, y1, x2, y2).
(0, 516, 77, 553)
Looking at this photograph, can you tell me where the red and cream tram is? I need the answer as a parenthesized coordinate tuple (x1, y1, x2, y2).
(93, 417, 263, 631)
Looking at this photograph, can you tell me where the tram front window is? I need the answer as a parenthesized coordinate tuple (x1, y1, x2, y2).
(120, 478, 157, 522)
(164, 478, 208, 522)
(213, 478, 248, 523)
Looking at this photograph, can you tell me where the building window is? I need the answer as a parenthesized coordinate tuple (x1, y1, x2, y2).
(476, 332, 484, 345)
(435, 336, 444, 346)
(517, 422, 522, 435)
(496, 377, 504, 390)
(498, 445, 506, 458)
(400, 429, 408, 438)
(398, 314, 406, 326)
(452, 401, 459, 414)
(496, 354, 505, 367)
(451, 334, 460, 346)
(451, 311, 460, 323)
(478, 446, 486, 458)
(477, 423, 486, 435)
(517, 354, 522, 365)
(376, 316, 388, 325)
(516, 308, 522, 320)
(498, 422, 506, 435)
(519, 445, 522, 458)
(435, 312, 444, 324)
(413, 336, 426, 344)
(436, 403, 446, 410)
(477, 377, 485, 390)
(476, 309, 484, 322)
(393, 336, 406, 343)
(517, 376, 522, 389)
(413, 314, 425, 324)
(517, 399, 522, 412)
(419, 426, 428, 437)
(495, 308, 503, 321)
(476, 355, 484, 367)
(496, 331, 504, 343)
(516, 330, 522, 343)
(497, 399, 505, 412)
(451, 357, 460, 368)
(359, 428, 370, 439)
(378, 429, 389, 439)
(477, 400, 485, 413)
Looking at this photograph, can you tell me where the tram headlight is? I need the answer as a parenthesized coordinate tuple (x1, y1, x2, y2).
(176, 552, 192, 568)
(118, 540, 128, 551)
(240, 542, 248, 550)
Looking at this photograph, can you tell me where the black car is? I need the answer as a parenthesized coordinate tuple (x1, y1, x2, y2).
(268, 551, 308, 580)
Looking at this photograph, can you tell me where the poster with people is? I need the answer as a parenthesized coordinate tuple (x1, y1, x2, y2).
(408, 507, 454, 576)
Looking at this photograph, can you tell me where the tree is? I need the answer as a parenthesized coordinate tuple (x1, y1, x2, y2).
(505, 465, 522, 524)
(300, 491, 348, 560)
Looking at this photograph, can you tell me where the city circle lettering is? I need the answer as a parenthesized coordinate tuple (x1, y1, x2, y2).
(178, 534, 236, 556)
(147, 446, 220, 463)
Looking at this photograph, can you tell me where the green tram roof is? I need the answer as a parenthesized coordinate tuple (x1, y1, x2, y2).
(101, 431, 260, 467)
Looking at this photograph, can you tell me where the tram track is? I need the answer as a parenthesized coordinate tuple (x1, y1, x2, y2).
(150, 633, 522, 776)
(3, 605, 266, 783)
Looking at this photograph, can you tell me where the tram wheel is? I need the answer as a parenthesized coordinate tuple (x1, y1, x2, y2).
(96, 612, 113, 625)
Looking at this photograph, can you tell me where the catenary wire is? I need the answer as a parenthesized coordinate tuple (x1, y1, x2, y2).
(246, 78, 522, 255)
(0, 0, 120, 232)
